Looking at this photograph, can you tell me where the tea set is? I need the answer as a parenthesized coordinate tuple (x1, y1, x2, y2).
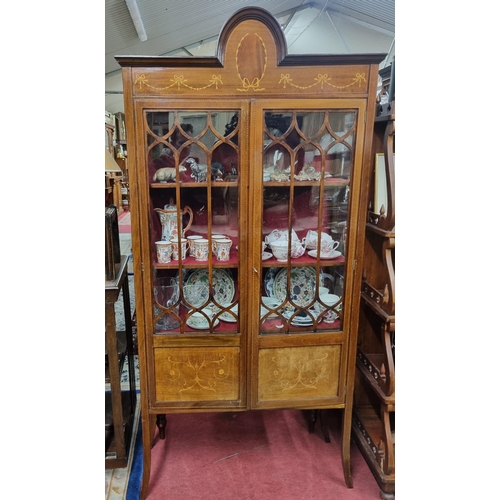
(154, 199, 233, 263)
(264, 229, 341, 261)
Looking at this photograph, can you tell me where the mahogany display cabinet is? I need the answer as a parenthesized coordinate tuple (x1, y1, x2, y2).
(116, 7, 384, 498)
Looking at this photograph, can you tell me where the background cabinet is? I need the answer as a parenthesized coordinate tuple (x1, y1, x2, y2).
(117, 7, 384, 499)
(105, 254, 137, 468)
(352, 61, 395, 499)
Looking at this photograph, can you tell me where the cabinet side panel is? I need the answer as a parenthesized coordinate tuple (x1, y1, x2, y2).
(257, 345, 340, 402)
(154, 347, 240, 402)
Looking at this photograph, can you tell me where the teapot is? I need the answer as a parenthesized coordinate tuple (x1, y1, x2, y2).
(155, 198, 193, 241)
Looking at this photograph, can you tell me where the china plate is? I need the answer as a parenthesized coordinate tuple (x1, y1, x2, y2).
(264, 267, 281, 297)
(283, 309, 320, 326)
(261, 296, 280, 318)
(308, 250, 342, 259)
(185, 269, 235, 307)
(220, 313, 237, 323)
(273, 267, 317, 308)
(186, 318, 220, 330)
(220, 306, 238, 322)
(262, 251, 273, 261)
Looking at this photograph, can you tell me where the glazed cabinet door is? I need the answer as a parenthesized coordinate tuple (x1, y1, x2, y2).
(249, 100, 367, 409)
(134, 100, 250, 410)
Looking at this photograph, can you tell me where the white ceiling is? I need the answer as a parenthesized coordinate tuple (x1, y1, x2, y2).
(105, 0, 395, 114)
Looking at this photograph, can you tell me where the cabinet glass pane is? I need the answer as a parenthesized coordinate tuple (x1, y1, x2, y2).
(145, 110, 241, 336)
(260, 110, 355, 334)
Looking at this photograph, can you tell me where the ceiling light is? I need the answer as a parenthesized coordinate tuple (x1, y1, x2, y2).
(125, 0, 147, 42)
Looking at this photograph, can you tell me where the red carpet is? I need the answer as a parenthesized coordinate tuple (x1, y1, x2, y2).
(119, 210, 131, 233)
(145, 409, 381, 500)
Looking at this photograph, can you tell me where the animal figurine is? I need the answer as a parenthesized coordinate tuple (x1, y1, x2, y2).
(186, 157, 208, 182)
(153, 165, 187, 182)
(211, 162, 224, 181)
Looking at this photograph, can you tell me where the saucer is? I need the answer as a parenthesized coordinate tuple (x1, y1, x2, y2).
(308, 250, 341, 259)
(186, 318, 220, 329)
(262, 251, 273, 261)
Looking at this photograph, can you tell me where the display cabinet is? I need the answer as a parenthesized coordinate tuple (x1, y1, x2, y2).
(117, 7, 384, 499)
(352, 61, 395, 499)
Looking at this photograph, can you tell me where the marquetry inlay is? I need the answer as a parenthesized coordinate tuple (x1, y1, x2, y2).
(236, 32, 267, 92)
(257, 345, 341, 402)
(134, 73, 224, 91)
(278, 72, 367, 90)
(154, 347, 239, 402)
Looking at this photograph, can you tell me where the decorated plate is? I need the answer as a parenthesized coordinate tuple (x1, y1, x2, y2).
(264, 267, 281, 298)
(308, 250, 342, 260)
(283, 309, 320, 326)
(273, 267, 318, 308)
(220, 305, 238, 322)
(185, 269, 235, 307)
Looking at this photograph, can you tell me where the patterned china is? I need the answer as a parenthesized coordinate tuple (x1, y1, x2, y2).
(302, 230, 333, 250)
(187, 308, 220, 329)
(273, 267, 318, 308)
(155, 198, 193, 241)
(155, 241, 172, 264)
(185, 269, 235, 307)
(219, 304, 238, 322)
(192, 238, 210, 261)
(308, 249, 342, 260)
(265, 228, 300, 246)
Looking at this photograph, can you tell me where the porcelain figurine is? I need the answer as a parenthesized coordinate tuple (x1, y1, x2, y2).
(153, 165, 187, 183)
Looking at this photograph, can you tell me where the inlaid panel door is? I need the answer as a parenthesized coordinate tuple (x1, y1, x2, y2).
(247, 99, 368, 409)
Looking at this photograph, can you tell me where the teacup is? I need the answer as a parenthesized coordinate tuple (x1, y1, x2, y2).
(192, 238, 210, 261)
(155, 241, 172, 264)
(302, 230, 332, 250)
(313, 293, 340, 323)
(211, 234, 226, 254)
(319, 239, 340, 255)
(215, 238, 232, 261)
(169, 237, 188, 260)
(186, 235, 203, 256)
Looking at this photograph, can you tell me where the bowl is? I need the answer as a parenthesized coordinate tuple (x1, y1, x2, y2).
(270, 241, 289, 261)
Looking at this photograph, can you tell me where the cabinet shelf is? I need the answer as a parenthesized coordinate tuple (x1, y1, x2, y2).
(356, 349, 395, 404)
(154, 256, 240, 269)
(262, 255, 345, 267)
(365, 223, 395, 238)
(151, 181, 239, 188)
(361, 290, 395, 324)
(263, 177, 350, 188)
(352, 407, 395, 496)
